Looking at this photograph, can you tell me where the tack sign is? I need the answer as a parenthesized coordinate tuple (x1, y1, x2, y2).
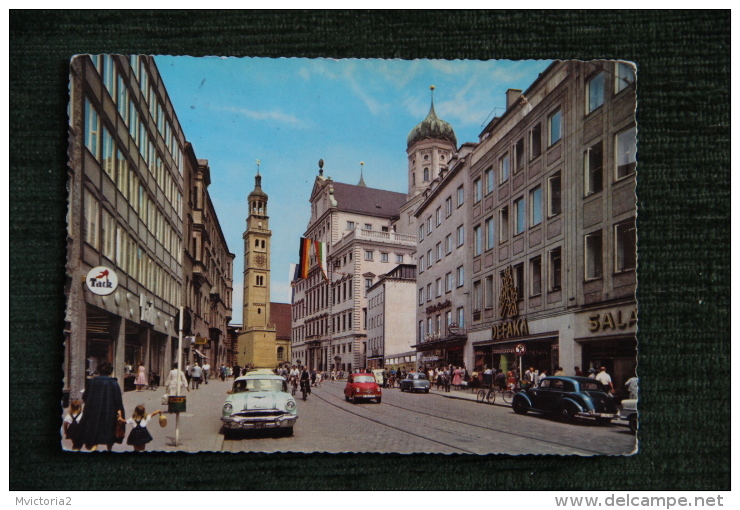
(86, 266, 118, 296)
(515, 343, 526, 356)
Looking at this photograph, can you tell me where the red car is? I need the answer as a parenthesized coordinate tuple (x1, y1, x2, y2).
(344, 373, 382, 404)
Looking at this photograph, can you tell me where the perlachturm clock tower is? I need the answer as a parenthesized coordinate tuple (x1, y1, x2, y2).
(236, 169, 277, 368)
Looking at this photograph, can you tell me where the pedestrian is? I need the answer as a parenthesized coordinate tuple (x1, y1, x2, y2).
(190, 362, 203, 389)
(121, 404, 163, 452)
(185, 363, 192, 386)
(574, 366, 584, 376)
(315, 370, 322, 387)
(595, 366, 614, 396)
(79, 361, 126, 452)
(588, 368, 597, 379)
(233, 364, 240, 380)
(62, 398, 84, 451)
(220, 365, 226, 382)
(507, 370, 518, 391)
(443, 367, 451, 393)
(202, 362, 210, 384)
(523, 366, 537, 390)
(495, 369, 506, 391)
(553, 366, 564, 376)
(134, 363, 147, 391)
(310, 369, 317, 387)
(331, 369, 336, 382)
(537, 369, 548, 385)
(452, 366, 462, 390)
(625, 376, 639, 400)
(164, 363, 189, 397)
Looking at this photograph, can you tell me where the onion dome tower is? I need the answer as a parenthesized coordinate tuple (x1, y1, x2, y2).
(406, 85, 458, 198)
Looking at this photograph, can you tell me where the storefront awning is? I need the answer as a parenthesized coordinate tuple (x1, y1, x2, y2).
(412, 337, 466, 350)
(194, 349, 209, 359)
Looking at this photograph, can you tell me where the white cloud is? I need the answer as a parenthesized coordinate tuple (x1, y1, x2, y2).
(214, 106, 312, 129)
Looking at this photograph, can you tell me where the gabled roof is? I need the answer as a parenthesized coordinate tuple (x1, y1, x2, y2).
(330, 182, 407, 218)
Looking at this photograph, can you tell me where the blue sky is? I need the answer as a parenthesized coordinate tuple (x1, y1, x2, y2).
(154, 56, 551, 324)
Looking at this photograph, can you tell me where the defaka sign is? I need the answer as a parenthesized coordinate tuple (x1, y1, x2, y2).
(86, 266, 118, 296)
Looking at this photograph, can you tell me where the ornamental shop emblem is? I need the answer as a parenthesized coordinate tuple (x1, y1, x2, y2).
(499, 266, 519, 319)
(85, 266, 118, 296)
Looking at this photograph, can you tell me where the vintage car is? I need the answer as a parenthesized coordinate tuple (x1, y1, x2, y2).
(620, 398, 638, 434)
(221, 373, 297, 437)
(399, 372, 431, 393)
(344, 373, 382, 404)
(511, 376, 619, 425)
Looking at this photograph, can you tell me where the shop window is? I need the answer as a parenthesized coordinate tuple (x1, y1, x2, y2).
(615, 218, 637, 272)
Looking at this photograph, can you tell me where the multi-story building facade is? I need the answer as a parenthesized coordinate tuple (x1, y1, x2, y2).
(412, 142, 477, 370)
(366, 264, 417, 371)
(466, 60, 637, 394)
(291, 163, 417, 372)
(270, 302, 292, 367)
(66, 55, 186, 396)
(182, 149, 235, 371)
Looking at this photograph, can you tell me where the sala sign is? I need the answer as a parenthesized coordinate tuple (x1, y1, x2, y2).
(492, 266, 529, 340)
(588, 309, 637, 332)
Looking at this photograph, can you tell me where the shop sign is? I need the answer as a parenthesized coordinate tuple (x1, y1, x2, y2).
(86, 266, 118, 296)
(588, 309, 637, 332)
(420, 354, 439, 362)
(195, 336, 208, 345)
(492, 318, 530, 340)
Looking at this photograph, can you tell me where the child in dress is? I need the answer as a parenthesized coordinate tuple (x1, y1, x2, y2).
(63, 399, 84, 451)
(119, 404, 162, 452)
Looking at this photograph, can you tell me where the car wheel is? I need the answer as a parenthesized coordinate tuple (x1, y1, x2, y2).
(595, 417, 612, 426)
(345, 394, 349, 402)
(351, 394, 356, 404)
(629, 415, 638, 434)
(376, 398, 381, 404)
(559, 404, 575, 423)
(477, 389, 486, 403)
(512, 398, 529, 415)
(281, 427, 294, 437)
(425, 388, 429, 393)
(222, 428, 236, 440)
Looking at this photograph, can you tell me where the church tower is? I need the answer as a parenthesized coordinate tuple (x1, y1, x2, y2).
(237, 166, 277, 368)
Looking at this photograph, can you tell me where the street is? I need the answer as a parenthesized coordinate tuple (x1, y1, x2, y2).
(74, 376, 636, 455)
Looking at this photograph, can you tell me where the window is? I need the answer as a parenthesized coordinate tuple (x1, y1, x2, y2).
(347, 221, 355, 230)
(473, 280, 482, 312)
(531, 256, 542, 296)
(101, 127, 114, 177)
(474, 178, 482, 203)
(364, 223, 372, 230)
(585, 230, 604, 279)
(418, 225, 424, 241)
(84, 98, 100, 160)
(615, 218, 637, 272)
(380, 252, 389, 263)
(419, 255, 424, 273)
(514, 197, 525, 235)
(436, 242, 442, 261)
(365, 250, 373, 261)
(84, 189, 99, 249)
(419, 289, 424, 305)
(585, 141, 604, 195)
(484, 276, 494, 309)
(514, 263, 524, 301)
(423, 167, 429, 181)
(426, 283, 432, 302)
(256, 275, 265, 286)
(515, 138, 524, 172)
(457, 185, 464, 207)
(445, 234, 452, 254)
(457, 307, 465, 328)
(485, 167, 494, 195)
(500, 154, 510, 183)
(474, 225, 482, 256)
(548, 172, 562, 217)
(419, 321, 424, 342)
(549, 109, 561, 146)
(426, 216, 432, 234)
(445, 272, 453, 293)
(365, 278, 373, 289)
(396, 254, 403, 264)
(427, 250, 432, 268)
(436, 206, 442, 226)
(485, 217, 495, 250)
(445, 196, 452, 217)
(456, 225, 464, 247)
(530, 123, 542, 159)
(549, 247, 562, 291)
(500, 206, 509, 243)
(456, 266, 464, 287)
(587, 71, 605, 114)
(436, 278, 442, 297)
(530, 186, 542, 227)
(381, 226, 389, 232)
(616, 126, 637, 179)
(616, 62, 636, 93)
(101, 209, 115, 261)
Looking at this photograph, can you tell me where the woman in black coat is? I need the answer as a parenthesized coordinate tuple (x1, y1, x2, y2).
(80, 361, 125, 451)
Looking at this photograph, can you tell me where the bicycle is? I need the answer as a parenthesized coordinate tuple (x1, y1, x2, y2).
(476, 384, 497, 404)
(300, 379, 310, 401)
(289, 376, 298, 396)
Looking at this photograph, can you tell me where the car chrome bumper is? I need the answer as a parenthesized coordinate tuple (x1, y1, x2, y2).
(221, 414, 297, 429)
(577, 411, 619, 420)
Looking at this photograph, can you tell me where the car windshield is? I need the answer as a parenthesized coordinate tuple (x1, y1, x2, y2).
(232, 379, 286, 393)
(412, 374, 427, 380)
(580, 381, 603, 392)
(353, 375, 376, 383)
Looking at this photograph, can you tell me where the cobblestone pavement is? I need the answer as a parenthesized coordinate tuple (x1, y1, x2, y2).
(63, 376, 636, 455)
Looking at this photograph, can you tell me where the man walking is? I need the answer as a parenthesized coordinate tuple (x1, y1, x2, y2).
(202, 362, 210, 384)
(190, 362, 203, 389)
(523, 366, 537, 390)
(595, 366, 614, 396)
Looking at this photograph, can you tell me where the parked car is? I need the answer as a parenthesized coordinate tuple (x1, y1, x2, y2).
(221, 373, 297, 437)
(511, 376, 619, 425)
(344, 373, 382, 404)
(620, 398, 638, 434)
(399, 372, 431, 393)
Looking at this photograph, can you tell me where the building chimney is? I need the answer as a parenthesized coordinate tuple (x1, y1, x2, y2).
(506, 88, 523, 110)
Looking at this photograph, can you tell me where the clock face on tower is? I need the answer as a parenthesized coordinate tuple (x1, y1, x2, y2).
(255, 254, 267, 268)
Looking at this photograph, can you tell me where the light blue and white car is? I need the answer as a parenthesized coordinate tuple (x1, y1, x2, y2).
(221, 373, 297, 437)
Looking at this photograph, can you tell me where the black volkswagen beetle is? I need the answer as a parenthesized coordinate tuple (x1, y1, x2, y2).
(511, 376, 618, 425)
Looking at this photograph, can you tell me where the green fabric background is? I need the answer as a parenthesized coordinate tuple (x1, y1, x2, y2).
(9, 10, 730, 491)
